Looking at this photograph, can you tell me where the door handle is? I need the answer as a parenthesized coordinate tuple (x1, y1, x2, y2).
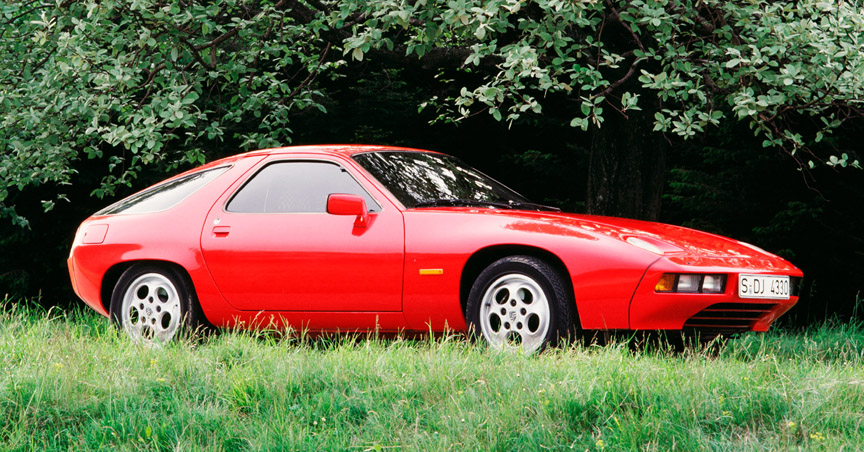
(212, 226, 231, 237)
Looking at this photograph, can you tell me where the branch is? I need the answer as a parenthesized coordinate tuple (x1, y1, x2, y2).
(304, 0, 330, 13)
(667, 4, 715, 34)
(703, 3, 742, 46)
(0, 0, 48, 27)
(605, 0, 645, 52)
(247, 20, 277, 88)
(769, 60, 849, 122)
(193, 28, 239, 51)
(286, 42, 331, 99)
(342, 12, 369, 29)
(29, 45, 58, 74)
(604, 96, 628, 120)
(594, 57, 645, 99)
(357, 45, 499, 70)
(179, 37, 213, 69)
(137, 63, 166, 109)
(275, 0, 318, 23)
(691, 11, 716, 33)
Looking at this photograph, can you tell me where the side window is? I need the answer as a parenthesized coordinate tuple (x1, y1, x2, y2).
(227, 161, 381, 213)
(96, 166, 229, 215)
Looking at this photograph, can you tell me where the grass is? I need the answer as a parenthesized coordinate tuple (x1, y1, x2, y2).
(1, 300, 863, 451)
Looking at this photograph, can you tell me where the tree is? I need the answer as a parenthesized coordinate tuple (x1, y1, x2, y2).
(1, 0, 336, 227)
(328, 0, 864, 218)
(1, 0, 862, 226)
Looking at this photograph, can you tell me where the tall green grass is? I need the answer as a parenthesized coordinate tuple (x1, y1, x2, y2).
(1, 299, 862, 451)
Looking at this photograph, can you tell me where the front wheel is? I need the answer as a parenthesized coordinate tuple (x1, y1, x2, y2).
(466, 256, 575, 353)
(110, 264, 205, 345)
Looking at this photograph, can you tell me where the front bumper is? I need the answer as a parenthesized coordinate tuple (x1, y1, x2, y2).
(628, 258, 802, 332)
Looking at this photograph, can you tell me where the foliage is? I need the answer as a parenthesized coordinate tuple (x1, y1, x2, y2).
(0, 0, 336, 226)
(335, 0, 863, 165)
(1, 301, 863, 450)
(2, 1, 863, 316)
(2, 0, 863, 226)
(663, 147, 864, 321)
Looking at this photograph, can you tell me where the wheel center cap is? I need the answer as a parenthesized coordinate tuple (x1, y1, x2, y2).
(146, 308, 153, 316)
(509, 311, 517, 321)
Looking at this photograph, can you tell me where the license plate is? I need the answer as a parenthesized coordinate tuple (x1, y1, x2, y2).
(738, 274, 790, 299)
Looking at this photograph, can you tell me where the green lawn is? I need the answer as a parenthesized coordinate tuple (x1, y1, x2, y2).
(1, 300, 862, 451)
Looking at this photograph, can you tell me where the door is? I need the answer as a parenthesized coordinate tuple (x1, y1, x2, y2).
(200, 159, 404, 312)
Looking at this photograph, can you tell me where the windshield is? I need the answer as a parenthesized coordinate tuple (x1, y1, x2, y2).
(352, 151, 537, 209)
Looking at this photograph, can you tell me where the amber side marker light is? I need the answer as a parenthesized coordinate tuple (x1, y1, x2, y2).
(655, 274, 726, 294)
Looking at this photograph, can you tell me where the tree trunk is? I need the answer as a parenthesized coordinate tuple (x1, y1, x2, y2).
(586, 107, 667, 221)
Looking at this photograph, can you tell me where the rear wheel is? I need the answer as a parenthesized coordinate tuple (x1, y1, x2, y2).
(110, 264, 205, 344)
(466, 256, 575, 353)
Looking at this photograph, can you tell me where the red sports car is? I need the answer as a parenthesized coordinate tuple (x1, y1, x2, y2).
(68, 145, 802, 351)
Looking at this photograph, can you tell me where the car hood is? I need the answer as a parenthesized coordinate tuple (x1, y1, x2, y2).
(543, 212, 766, 258)
(421, 208, 786, 260)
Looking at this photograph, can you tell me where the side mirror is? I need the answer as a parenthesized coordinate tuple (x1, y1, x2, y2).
(327, 193, 369, 228)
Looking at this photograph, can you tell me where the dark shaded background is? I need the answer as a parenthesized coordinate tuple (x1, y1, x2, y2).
(2, 68, 862, 326)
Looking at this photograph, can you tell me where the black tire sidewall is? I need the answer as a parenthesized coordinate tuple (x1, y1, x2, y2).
(466, 256, 574, 350)
(109, 264, 200, 339)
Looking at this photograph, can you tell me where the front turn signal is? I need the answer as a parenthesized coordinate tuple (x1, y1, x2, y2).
(655, 274, 677, 292)
(655, 273, 727, 294)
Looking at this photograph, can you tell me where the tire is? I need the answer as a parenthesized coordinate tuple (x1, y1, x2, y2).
(109, 264, 207, 344)
(466, 256, 575, 353)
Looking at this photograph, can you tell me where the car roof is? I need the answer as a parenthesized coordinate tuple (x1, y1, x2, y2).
(242, 144, 438, 159)
(265, 144, 435, 157)
(184, 144, 439, 176)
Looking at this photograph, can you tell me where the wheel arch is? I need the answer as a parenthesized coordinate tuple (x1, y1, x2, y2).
(459, 245, 581, 328)
(99, 260, 194, 315)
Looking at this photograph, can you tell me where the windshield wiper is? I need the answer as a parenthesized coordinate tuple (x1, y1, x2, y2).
(413, 198, 561, 211)
(414, 198, 514, 209)
(506, 201, 561, 212)
(414, 198, 561, 212)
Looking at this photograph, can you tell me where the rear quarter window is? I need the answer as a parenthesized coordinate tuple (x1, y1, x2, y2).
(96, 166, 229, 215)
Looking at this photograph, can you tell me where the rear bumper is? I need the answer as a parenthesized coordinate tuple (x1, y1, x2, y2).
(67, 254, 109, 318)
